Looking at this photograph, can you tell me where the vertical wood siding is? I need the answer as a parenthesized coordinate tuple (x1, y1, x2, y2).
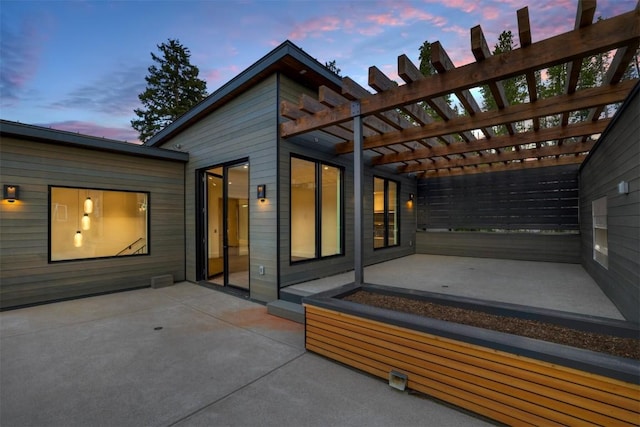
(157, 76, 279, 302)
(278, 76, 416, 288)
(579, 87, 640, 323)
(0, 137, 185, 309)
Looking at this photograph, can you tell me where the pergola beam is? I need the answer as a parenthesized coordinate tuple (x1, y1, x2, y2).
(370, 119, 608, 165)
(517, 7, 540, 132)
(420, 155, 586, 178)
(335, 81, 633, 154)
(399, 141, 594, 173)
(280, 9, 639, 138)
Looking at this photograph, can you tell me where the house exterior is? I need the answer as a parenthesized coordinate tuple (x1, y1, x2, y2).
(0, 41, 416, 308)
(145, 41, 416, 302)
(0, 122, 188, 308)
(579, 83, 640, 323)
(1, 39, 638, 323)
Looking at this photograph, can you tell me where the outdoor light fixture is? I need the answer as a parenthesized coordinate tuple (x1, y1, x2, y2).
(618, 181, 629, 195)
(408, 193, 415, 202)
(84, 196, 93, 214)
(388, 370, 408, 391)
(3, 185, 19, 203)
(257, 184, 266, 201)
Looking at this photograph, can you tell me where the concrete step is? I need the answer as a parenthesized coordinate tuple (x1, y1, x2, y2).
(267, 299, 305, 324)
(280, 287, 314, 304)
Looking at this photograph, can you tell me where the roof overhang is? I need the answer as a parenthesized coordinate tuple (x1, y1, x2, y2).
(1, 120, 188, 162)
(147, 40, 343, 147)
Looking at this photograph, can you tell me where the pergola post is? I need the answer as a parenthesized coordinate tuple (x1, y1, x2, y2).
(352, 101, 364, 286)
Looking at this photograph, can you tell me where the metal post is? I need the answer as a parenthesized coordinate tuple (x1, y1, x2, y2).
(352, 101, 364, 286)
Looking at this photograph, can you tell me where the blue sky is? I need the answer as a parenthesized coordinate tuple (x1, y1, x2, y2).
(1, 0, 635, 143)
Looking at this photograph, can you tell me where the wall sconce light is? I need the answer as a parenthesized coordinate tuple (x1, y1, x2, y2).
(257, 184, 266, 202)
(3, 185, 19, 203)
(408, 193, 415, 202)
(618, 181, 629, 195)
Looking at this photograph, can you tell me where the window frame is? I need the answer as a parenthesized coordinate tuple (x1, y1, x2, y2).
(373, 176, 400, 250)
(592, 196, 608, 269)
(49, 185, 151, 263)
(289, 155, 345, 264)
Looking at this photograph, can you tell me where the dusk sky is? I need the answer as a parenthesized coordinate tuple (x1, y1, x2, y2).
(1, 0, 635, 143)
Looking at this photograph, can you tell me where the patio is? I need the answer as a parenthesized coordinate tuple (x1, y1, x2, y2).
(0, 282, 493, 427)
(285, 254, 624, 320)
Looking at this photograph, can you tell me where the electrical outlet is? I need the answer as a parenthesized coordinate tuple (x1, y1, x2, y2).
(259, 265, 265, 275)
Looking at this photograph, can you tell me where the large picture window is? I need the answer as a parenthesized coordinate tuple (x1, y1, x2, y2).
(373, 177, 399, 249)
(291, 157, 343, 262)
(592, 196, 608, 269)
(50, 187, 149, 262)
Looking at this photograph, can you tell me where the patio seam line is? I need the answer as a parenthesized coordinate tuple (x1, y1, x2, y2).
(166, 352, 308, 426)
(0, 297, 184, 339)
(176, 298, 306, 351)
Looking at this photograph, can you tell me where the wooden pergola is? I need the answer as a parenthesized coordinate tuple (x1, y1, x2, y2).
(281, 1, 639, 178)
(280, 1, 639, 284)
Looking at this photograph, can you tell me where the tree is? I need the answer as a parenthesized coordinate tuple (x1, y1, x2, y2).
(132, 39, 208, 142)
(418, 41, 457, 120)
(480, 30, 527, 115)
(324, 60, 342, 77)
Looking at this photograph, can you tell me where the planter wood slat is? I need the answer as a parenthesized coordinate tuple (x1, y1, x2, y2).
(305, 304, 640, 426)
(305, 341, 532, 427)
(306, 310, 638, 411)
(307, 319, 636, 425)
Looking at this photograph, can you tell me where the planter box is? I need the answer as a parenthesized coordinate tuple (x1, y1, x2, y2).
(303, 283, 640, 426)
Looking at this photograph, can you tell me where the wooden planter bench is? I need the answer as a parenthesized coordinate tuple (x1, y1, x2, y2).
(303, 284, 640, 426)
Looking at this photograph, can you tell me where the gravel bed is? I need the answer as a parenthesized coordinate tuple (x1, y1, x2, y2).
(343, 291, 640, 360)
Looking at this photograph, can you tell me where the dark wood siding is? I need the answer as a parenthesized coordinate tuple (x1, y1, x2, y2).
(157, 76, 279, 302)
(579, 86, 640, 323)
(0, 137, 185, 309)
(278, 76, 416, 288)
(416, 231, 580, 263)
(418, 165, 580, 231)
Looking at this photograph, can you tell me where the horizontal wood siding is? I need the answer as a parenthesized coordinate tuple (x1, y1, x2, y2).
(278, 76, 416, 288)
(157, 76, 278, 302)
(579, 86, 640, 323)
(0, 137, 185, 309)
(418, 165, 580, 231)
(416, 231, 581, 263)
(305, 304, 640, 426)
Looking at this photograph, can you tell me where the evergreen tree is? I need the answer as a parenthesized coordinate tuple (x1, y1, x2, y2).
(418, 41, 457, 120)
(480, 30, 527, 115)
(324, 60, 342, 77)
(132, 39, 208, 142)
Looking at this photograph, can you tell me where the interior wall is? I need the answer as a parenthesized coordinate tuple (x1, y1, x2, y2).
(579, 84, 640, 323)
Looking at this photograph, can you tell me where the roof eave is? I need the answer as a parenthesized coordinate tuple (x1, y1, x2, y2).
(146, 40, 343, 147)
(0, 120, 189, 162)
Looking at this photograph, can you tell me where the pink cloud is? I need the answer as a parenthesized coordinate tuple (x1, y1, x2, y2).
(37, 121, 141, 144)
(424, 0, 477, 13)
(482, 6, 500, 20)
(288, 15, 342, 40)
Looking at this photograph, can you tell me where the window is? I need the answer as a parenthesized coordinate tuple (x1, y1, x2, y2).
(290, 157, 343, 262)
(592, 197, 608, 269)
(50, 187, 149, 262)
(373, 177, 399, 249)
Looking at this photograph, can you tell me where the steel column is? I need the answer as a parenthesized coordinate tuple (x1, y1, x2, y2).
(352, 102, 364, 285)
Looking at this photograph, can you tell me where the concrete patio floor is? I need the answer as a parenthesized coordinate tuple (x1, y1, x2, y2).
(0, 282, 493, 427)
(287, 254, 625, 320)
